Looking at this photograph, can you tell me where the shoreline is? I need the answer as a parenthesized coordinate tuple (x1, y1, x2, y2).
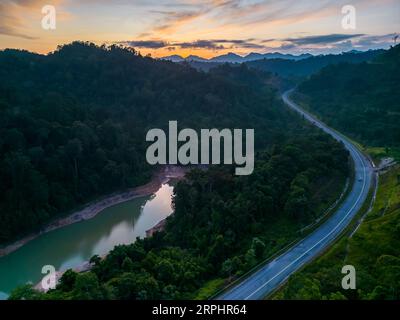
(0, 165, 187, 258)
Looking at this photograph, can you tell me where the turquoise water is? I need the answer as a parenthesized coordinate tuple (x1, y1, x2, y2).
(0, 183, 174, 299)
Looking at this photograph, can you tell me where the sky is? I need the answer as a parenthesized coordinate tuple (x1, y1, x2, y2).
(0, 0, 399, 58)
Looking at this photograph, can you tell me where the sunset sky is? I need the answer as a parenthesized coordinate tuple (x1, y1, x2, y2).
(0, 0, 399, 58)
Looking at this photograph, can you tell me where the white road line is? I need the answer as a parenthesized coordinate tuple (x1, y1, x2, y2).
(243, 95, 369, 300)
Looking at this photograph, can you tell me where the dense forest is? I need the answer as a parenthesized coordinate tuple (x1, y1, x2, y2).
(10, 132, 349, 300)
(0, 42, 291, 244)
(246, 49, 383, 78)
(295, 44, 400, 147)
(0, 42, 352, 299)
(271, 44, 400, 301)
(276, 166, 400, 300)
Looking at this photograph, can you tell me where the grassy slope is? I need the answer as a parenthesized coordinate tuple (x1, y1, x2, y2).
(274, 165, 400, 300)
(364, 147, 400, 163)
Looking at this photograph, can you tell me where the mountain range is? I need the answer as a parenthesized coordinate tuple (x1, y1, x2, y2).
(161, 52, 313, 63)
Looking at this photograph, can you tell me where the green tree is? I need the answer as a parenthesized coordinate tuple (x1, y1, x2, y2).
(73, 273, 104, 300)
(58, 269, 78, 292)
(121, 257, 134, 272)
(251, 237, 266, 261)
(8, 284, 44, 300)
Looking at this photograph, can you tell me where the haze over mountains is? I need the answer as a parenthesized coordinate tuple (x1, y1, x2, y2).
(162, 48, 385, 78)
(161, 52, 313, 63)
(247, 49, 384, 78)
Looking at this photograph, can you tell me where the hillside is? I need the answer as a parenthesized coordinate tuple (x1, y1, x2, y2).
(246, 49, 383, 78)
(296, 44, 400, 147)
(274, 45, 400, 301)
(0, 43, 352, 300)
(161, 52, 312, 64)
(0, 42, 291, 244)
(9, 133, 350, 300)
(276, 165, 400, 300)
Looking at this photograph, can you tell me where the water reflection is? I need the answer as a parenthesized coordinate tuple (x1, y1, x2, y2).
(0, 183, 174, 298)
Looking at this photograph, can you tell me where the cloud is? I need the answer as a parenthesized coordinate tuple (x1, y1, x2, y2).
(118, 38, 269, 51)
(117, 33, 395, 54)
(2, 0, 396, 56)
(0, 2, 38, 39)
(150, 10, 205, 34)
(8, 0, 45, 6)
(0, 0, 64, 40)
(175, 40, 225, 50)
(119, 40, 168, 49)
(141, 0, 266, 36)
(283, 34, 365, 46)
(271, 33, 395, 54)
(351, 33, 397, 50)
(137, 0, 397, 50)
(273, 33, 396, 55)
(214, 39, 264, 48)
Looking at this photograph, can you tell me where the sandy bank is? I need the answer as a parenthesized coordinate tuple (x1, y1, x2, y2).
(0, 165, 187, 258)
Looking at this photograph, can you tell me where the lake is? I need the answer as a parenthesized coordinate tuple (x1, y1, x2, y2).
(0, 183, 174, 299)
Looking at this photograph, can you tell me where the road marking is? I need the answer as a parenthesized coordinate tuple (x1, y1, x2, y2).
(240, 93, 369, 300)
(220, 92, 371, 300)
(244, 147, 367, 299)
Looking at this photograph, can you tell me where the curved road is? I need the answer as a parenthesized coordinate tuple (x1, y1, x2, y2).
(217, 89, 375, 300)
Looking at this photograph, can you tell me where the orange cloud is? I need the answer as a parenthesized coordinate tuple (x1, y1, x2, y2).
(0, 0, 67, 39)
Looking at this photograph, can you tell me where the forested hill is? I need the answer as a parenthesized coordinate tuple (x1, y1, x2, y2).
(12, 133, 349, 300)
(246, 49, 383, 78)
(2, 42, 352, 300)
(296, 44, 400, 147)
(0, 42, 293, 244)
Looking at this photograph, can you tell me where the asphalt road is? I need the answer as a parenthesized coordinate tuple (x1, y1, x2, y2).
(217, 89, 375, 300)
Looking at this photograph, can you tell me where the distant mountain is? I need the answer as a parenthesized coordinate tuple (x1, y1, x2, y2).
(243, 52, 264, 61)
(161, 52, 313, 63)
(247, 49, 384, 78)
(296, 45, 400, 147)
(185, 55, 209, 62)
(209, 52, 243, 63)
(345, 49, 362, 54)
(160, 54, 185, 62)
(161, 50, 383, 76)
(244, 52, 312, 61)
(265, 52, 312, 60)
